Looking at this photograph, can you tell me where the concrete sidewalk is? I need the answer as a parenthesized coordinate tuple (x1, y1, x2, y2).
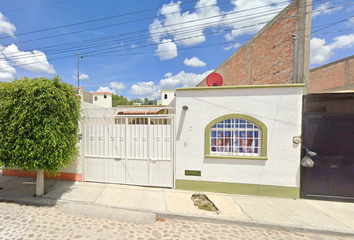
(1, 174, 354, 236)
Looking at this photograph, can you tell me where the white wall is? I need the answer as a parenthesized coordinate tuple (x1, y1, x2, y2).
(175, 86, 303, 188)
(92, 93, 112, 108)
(161, 90, 175, 105)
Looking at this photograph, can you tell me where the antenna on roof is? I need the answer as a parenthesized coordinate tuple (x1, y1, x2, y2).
(206, 73, 223, 87)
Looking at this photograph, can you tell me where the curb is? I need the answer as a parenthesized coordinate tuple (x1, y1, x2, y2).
(1, 195, 354, 238)
(155, 212, 354, 238)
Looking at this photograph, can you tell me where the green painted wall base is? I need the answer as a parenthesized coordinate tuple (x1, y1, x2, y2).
(176, 179, 299, 198)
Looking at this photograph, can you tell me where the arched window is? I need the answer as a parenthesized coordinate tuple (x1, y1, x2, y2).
(205, 114, 267, 160)
(164, 94, 168, 99)
(94, 96, 98, 101)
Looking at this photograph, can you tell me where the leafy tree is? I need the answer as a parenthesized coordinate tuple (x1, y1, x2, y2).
(0, 76, 81, 197)
(111, 94, 158, 106)
(112, 94, 133, 106)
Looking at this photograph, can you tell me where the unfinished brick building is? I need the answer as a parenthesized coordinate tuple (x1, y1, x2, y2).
(197, 0, 312, 93)
(309, 55, 354, 93)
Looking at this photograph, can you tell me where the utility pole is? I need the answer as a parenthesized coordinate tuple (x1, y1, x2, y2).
(77, 52, 80, 93)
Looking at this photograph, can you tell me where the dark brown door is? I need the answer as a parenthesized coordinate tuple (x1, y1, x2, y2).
(301, 113, 354, 202)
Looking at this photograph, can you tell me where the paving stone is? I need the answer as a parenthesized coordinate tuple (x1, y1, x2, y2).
(0, 202, 352, 240)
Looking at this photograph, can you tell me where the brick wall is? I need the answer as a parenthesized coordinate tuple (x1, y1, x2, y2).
(196, 0, 311, 88)
(309, 55, 354, 93)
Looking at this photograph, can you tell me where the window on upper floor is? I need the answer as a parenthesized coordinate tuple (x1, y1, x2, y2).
(104, 94, 107, 98)
(205, 114, 267, 160)
(164, 94, 168, 99)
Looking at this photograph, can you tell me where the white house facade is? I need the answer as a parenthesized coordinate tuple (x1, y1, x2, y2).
(160, 89, 175, 106)
(174, 84, 304, 198)
(92, 92, 112, 108)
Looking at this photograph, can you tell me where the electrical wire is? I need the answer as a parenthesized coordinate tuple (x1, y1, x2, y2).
(1, 0, 327, 45)
(1, 0, 76, 14)
(0, 0, 352, 70)
(0, 0, 348, 61)
(0, 0, 233, 40)
(0, 23, 352, 72)
(2, 0, 345, 61)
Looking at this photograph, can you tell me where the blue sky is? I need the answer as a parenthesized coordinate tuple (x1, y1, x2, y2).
(0, 0, 353, 100)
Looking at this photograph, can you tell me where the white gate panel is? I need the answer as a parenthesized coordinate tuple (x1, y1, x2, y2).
(150, 121, 172, 160)
(105, 122, 125, 158)
(126, 121, 148, 160)
(126, 159, 149, 185)
(83, 113, 174, 188)
(150, 160, 173, 187)
(105, 157, 125, 183)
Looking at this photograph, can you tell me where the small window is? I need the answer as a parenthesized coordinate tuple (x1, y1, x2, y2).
(104, 94, 107, 98)
(205, 114, 267, 159)
(94, 96, 98, 101)
(164, 94, 168, 99)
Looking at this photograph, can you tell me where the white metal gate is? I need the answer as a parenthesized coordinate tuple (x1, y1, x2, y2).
(82, 113, 174, 188)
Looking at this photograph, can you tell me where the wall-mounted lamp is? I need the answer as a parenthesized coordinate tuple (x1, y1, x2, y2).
(292, 136, 301, 144)
(183, 105, 188, 110)
(78, 134, 83, 141)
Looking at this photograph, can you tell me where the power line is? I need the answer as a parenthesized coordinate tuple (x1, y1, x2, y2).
(0, 20, 351, 72)
(4, 0, 343, 61)
(1, 0, 326, 45)
(0, 1, 352, 70)
(2, 0, 340, 61)
(0, 0, 222, 40)
(2, 0, 76, 14)
(5, 6, 288, 59)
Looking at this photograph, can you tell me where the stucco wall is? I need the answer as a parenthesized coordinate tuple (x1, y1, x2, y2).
(161, 90, 175, 105)
(92, 93, 112, 108)
(175, 85, 304, 188)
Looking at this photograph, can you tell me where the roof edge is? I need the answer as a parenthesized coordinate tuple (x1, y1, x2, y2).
(177, 83, 306, 91)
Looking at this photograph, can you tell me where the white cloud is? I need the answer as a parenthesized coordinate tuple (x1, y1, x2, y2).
(0, 49, 16, 80)
(348, 16, 354, 26)
(2, 44, 55, 74)
(223, 42, 241, 50)
(149, 0, 290, 59)
(164, 72, 173, 78)
(129, 81, 159, 98)
(158, 69, 213, 89)
(310, 34, 354, 64)
(155, 39, 178, 60)
(312, 2, 342, 18)
(110, 81, 125, 90)
(0, 12, 16, 37)
(73, 73, 89, 80)
(96, 86, 116, 94)
(223, 0, 290, 41)
(149, 0, 222, 46)
(183, 57, 206, 67)
(0, 72, 14, 80)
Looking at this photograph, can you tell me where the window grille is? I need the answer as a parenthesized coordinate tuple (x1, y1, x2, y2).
(210, 119, 261, 157)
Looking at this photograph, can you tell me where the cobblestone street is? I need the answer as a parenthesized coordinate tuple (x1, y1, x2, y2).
(0, 202, 351, 240)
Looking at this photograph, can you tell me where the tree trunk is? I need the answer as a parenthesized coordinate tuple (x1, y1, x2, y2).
(36, 170, 44, 197)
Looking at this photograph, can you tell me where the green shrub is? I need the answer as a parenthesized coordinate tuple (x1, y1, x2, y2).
(0, 76, 81, 174)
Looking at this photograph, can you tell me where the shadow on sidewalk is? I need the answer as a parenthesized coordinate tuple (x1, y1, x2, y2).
(0, 171, 76, 206)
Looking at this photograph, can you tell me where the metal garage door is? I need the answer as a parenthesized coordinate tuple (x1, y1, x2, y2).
(82, 113, 174, 188)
